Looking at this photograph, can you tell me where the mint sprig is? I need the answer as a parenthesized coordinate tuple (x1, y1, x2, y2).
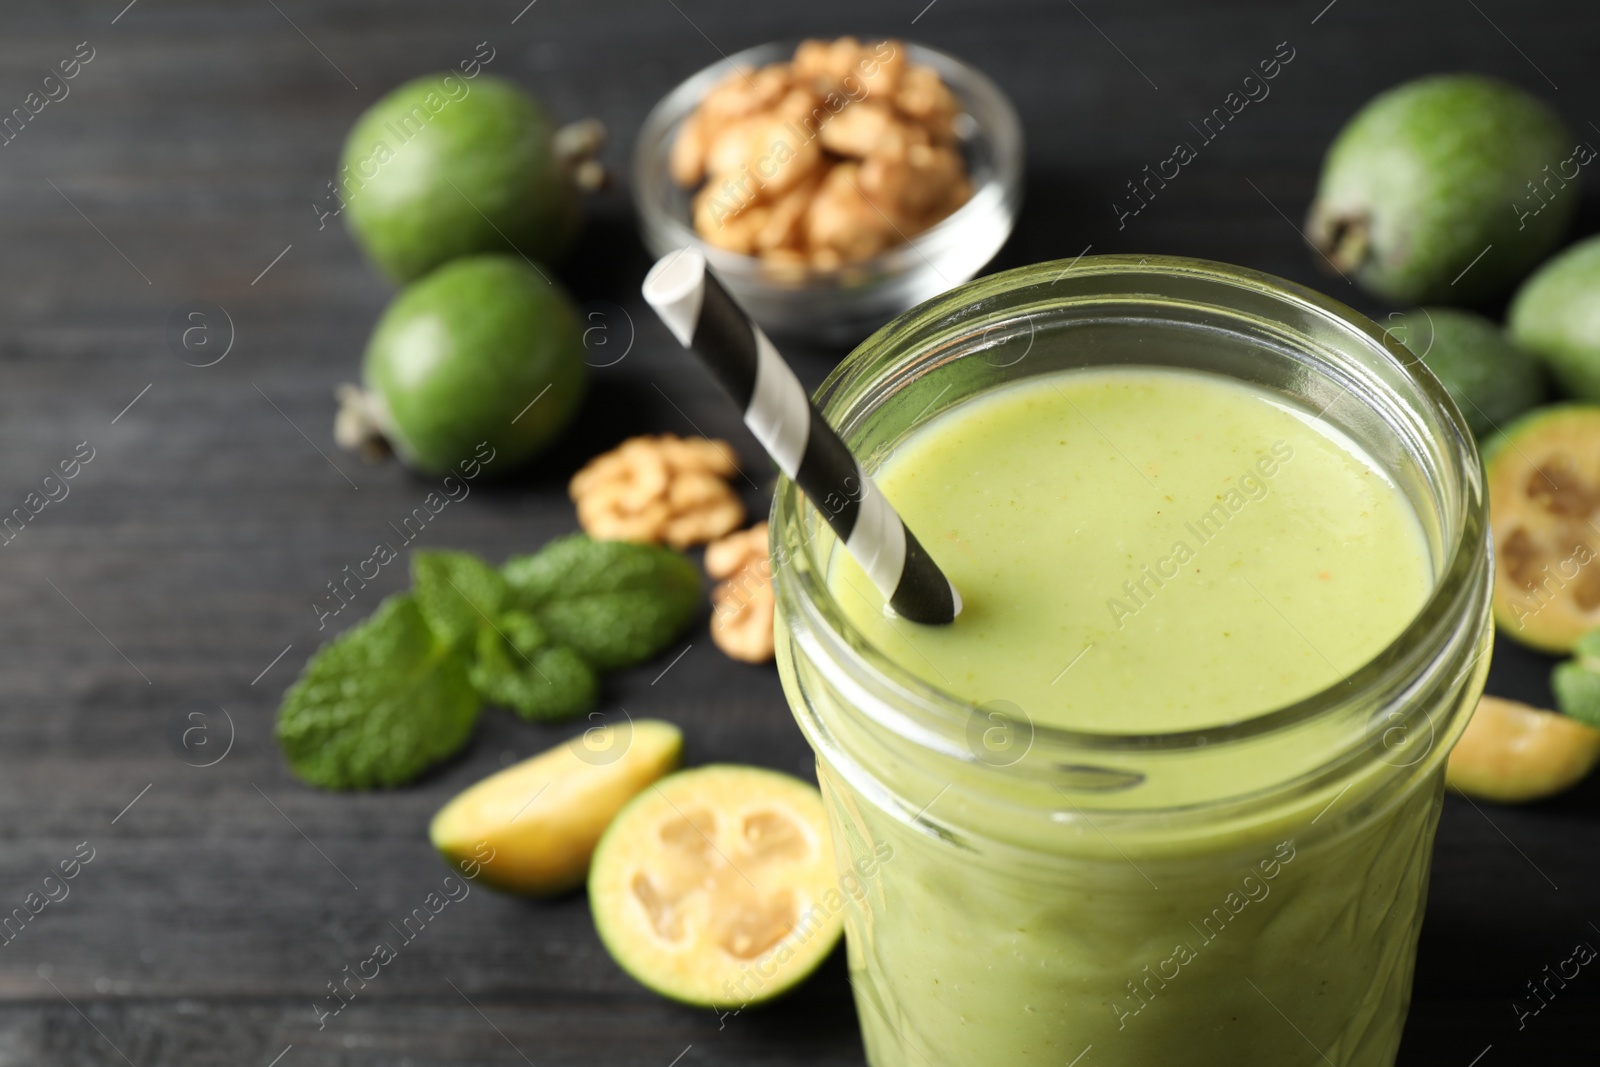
(274, 536, 703, 790)
(503, 534, 701, 670)
(275, 594, 480, 790)
(413, 550, 510, 651)
(473, 627, 604, 726)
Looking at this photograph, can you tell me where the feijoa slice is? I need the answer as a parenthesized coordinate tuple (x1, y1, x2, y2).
(1446, 696, 1600, 803)
(430, 719, 682, 896)
(1487, 405, 1600, 651)
(589, 765, 841, 1008)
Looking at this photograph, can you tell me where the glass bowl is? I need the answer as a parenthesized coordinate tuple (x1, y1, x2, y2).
(633, 41, 1024, 346)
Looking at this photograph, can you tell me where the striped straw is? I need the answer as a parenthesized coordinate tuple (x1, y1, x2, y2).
(642, 248, 961, 626)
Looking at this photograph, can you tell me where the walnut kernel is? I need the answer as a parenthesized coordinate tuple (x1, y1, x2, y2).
(570, 435, 744, 549)
(669, 37, 973, 274)
(706, 522, 775, 663)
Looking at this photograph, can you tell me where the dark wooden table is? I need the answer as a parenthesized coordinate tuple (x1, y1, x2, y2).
(0, 0, 1595, 1063)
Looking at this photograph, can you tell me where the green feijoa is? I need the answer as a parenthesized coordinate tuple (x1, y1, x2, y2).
(1508, 236, 1600, 402)
(355, 255, 586, 476)
(1307, 75, 1577, 304)
(340, 74, 583, 282)
(1386, 308, 1543, 436)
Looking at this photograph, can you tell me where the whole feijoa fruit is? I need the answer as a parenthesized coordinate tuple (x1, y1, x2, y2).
(340, 73, 599, 282)
(1307, 75, 1576, 304)
(1386, 307, 1543, 437)
(344, 255, 586, 476)
(1508, 236, 1600, 401)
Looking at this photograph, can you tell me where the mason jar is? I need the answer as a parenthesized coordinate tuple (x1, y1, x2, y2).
(772, 256, 1491, 1067)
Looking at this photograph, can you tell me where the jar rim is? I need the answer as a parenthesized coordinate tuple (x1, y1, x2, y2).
(773, 254, 1491, 761)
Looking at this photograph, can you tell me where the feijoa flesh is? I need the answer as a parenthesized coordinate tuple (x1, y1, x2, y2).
(1486, 404, 1600, 651)
(1446, 696, 1600, 803)
(589, 765, 842, 1008)
(430, 719, 682, 895)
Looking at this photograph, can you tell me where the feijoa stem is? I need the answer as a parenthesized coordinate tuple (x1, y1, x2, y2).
(333, 383, 392, 463)
(1307, 201, 1371, 276)
(555, 118, 609, 193)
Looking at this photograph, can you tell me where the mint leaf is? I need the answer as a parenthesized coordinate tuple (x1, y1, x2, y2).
(494, 607, 552, 657)
(413, 550, 510, 651)
(503, 534, 701, 670)
(468, 613, 598, 721)
(275, 594, 479, 789)
(1552, 630, 1600, 728)
(1573, 628, 1600, 662)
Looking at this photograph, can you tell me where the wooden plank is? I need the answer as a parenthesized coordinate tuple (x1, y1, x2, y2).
(0, 0, 1595, 1062)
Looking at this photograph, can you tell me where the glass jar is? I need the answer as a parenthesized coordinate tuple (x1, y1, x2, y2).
(772, 256, 1491, 1067)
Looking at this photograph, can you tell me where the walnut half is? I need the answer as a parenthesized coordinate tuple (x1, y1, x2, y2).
(706, 522, 775, 663)
(570, 435, 745, 549)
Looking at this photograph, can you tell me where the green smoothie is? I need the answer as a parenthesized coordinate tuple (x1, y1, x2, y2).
(811, 367, 1446, 1065)
(830, 366, 1432, 731)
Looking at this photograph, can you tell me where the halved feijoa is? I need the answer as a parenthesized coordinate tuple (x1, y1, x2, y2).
(1446, 696, 1600, 803)
(430, 719, 682, 896)
(589, 765, 841, 1008)
(1487, 405, 1600, 651)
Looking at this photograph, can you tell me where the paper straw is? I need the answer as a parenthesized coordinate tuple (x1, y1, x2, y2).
(642, 248, 961, 626)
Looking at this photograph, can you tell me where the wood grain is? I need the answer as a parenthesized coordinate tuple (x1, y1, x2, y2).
(0, 0, 1594, 1063)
